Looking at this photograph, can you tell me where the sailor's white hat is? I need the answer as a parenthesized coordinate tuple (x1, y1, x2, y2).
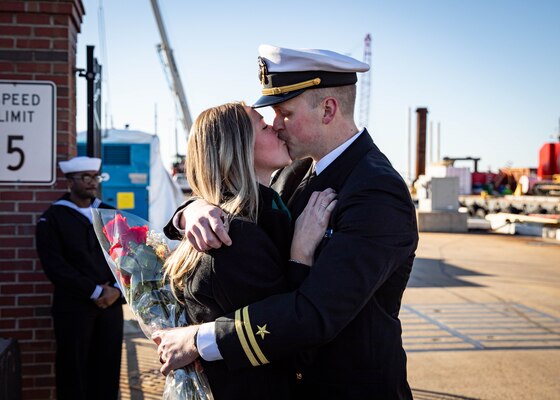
(59, 156, 101, 174)
(253, 44, 370, 108)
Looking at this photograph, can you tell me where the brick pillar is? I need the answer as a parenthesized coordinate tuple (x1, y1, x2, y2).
(0, 1, 85, 398)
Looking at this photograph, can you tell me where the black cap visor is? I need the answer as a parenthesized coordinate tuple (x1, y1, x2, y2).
(252, 71, 358, 108)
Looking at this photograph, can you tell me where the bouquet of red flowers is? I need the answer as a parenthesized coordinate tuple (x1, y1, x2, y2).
(92, 209, 213, 400)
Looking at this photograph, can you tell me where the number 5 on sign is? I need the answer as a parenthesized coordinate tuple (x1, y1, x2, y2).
(6, 135, 25, 171)
(0, 81, 56, 185)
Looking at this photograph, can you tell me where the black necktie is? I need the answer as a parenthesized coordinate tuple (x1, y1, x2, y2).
(288, 166, 317, 217)
(301, 169, 316, 188)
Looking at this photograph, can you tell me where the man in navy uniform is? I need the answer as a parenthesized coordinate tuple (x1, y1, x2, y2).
(156, 45, 418, 399)
(36, 156, 123, 400)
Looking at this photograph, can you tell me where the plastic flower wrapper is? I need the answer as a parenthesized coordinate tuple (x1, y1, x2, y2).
(92, 209, 214, 400)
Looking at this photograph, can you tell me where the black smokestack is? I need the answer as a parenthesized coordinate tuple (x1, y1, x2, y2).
(415, 107, 428, 180)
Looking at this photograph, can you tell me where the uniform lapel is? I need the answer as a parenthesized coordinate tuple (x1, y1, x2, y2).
(289, 130, 375, 218)
(286, 164, 315, 207)
(271, 157, 313, 204)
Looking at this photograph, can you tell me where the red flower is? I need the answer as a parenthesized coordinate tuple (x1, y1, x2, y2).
(109, 242, 124, 261)
(103, 213, 130, 243)
(103, 214, 148, 257)
(115, 269, 131, 288)
(121, 226, 148, 248)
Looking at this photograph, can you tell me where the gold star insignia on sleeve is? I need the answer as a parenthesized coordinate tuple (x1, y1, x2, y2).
(255, 324, 270, 340)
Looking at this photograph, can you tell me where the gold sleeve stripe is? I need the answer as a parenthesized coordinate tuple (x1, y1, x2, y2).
(242, 306, 270, 365)
(234, 309, 260, 367)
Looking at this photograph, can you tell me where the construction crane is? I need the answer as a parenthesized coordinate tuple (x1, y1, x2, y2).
(359, 33, 372, 128)
(150, 0, 192, 192)
(150, 0, 192, 137)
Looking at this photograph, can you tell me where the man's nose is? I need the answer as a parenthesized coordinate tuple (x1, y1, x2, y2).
(272, 115, 284, 131)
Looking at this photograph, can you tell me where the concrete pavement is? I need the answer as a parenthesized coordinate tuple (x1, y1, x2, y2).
(119, 310, 164, 400)
(405, 232, 560, 399)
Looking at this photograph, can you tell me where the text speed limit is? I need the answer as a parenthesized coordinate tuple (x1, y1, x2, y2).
(0, 81, 56, 185)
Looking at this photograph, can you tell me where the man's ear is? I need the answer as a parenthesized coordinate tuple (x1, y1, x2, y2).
(66, 177, 74, 191)
(322, 97, 337, 124)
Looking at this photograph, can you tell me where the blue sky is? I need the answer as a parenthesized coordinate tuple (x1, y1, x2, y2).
(76, 0, 560, 179)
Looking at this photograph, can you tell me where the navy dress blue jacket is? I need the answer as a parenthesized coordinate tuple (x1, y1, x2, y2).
(214, 131, 418, 399)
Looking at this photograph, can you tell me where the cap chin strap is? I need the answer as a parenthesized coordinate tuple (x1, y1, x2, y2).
(262, 78, 321, 95)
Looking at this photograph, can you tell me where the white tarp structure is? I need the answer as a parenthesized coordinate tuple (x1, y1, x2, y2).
(78, 129, 184, 231)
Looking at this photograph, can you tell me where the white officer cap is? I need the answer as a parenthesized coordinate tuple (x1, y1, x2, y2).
(59, 156, 101, 174)
(253, 44, 370, 108)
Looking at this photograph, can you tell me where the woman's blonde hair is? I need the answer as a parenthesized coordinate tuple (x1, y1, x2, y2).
(164, 102, 259, 295)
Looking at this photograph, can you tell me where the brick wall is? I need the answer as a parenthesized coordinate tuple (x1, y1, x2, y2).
(0, 1, 85, 398)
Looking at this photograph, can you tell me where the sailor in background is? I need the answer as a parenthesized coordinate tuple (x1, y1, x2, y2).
(36, 156, 123, 400)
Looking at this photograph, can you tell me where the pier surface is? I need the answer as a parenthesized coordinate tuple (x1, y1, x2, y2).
(405, 232, 560, 400)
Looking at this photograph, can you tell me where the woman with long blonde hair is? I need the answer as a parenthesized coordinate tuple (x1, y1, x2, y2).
(161, 102, 335, 399)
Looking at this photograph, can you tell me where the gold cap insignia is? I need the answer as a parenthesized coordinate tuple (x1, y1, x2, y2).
(255, 324, 270, 340)
(258, 57, 269, 86)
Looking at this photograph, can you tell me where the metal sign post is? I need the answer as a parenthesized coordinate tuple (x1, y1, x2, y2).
(77, 45, 102, 159)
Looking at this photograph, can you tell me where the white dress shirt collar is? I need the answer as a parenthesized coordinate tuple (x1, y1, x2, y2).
(315, 128, 364, 175)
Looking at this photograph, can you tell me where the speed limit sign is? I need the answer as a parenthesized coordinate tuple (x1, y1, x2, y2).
(0, 80, 56, 185)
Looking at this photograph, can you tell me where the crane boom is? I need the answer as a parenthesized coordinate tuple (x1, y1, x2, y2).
(150, 0, 192, 136)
